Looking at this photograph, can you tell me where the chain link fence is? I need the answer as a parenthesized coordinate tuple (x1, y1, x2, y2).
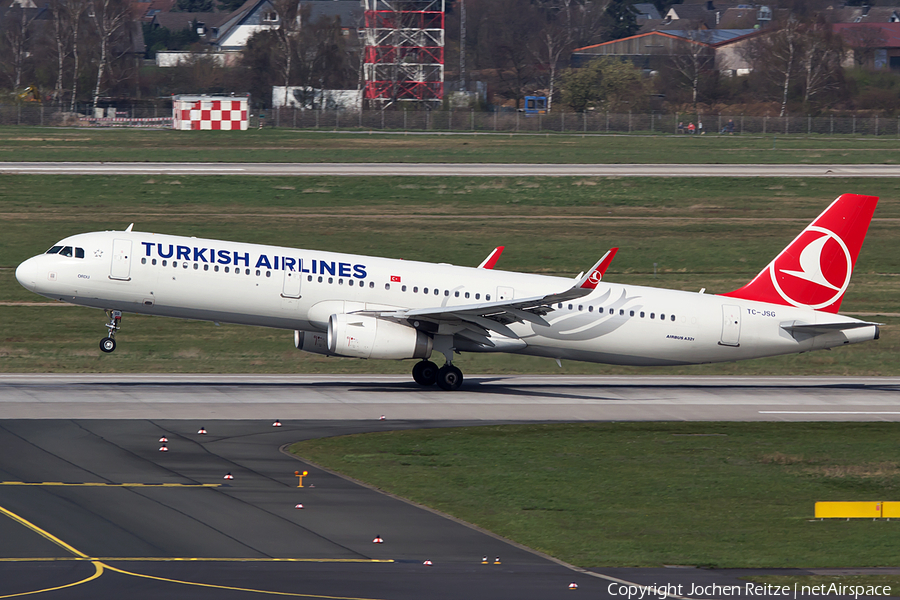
(3, 103, 900, 137)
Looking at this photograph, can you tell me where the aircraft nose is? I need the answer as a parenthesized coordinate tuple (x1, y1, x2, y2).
(15, 257, 38, 292)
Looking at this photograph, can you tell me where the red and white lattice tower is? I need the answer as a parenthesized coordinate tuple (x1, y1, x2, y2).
(362, 0, 445, 109)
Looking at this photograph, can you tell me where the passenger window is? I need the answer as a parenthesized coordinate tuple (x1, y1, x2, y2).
(224, 266, 229, 273)
(183, 263, 188, 269)
(444, 290, 449, 296)
(318, 276, 323, 282)
(434, 289, 439, 295)
(348, 280, 353, 286)
(266, 271, 271, 278)
(578, 305, 583, 311)
(141, 258, 147, 264)
(385, 283, 390, 290)
(670, 314, 675, 321)
(660, 314, 665, 320)
(620, 309, 624, 316)
(650, 313, 655, 319)
(369, 282, 374, 288)
(568, 304, 573, 310)
(173, 262, 178, 268)
(60, 246, 73, 257)
(152, 259, 157, 266)
(75, 248, 85, 259)
(609, 308, 613, 314)
(486, 294, 490, 300)
(46, 246, 62, 254)
(413, 286, 419, 293)
(424, 288, 429, 294)
(402, 285, 407, 292)
(630, 310, 634, 317)
(558, 303, 562, 309)
(454, 291, 459, 297)
(204, 264, 209, 271)
(214, 265, 219, 272)
(588, 306, 593, 312)
(640, 312, 645, 318)
(195, 264, 199, 270)
(338, 278, 343, 285)
(465, 292, 470, 299)
(307, 275, 312, 281)
(475, 293, 480, 300)
(163, 260, 168, 267)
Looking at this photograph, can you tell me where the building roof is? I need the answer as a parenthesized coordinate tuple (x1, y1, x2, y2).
(633, 2, 661, 21)
(665, 28, 757, 43)
(306, 0, 363, 26)
(833, 22, 900, 48)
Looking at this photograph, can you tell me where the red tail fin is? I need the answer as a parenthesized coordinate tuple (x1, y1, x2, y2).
(722, 194, 878, 313)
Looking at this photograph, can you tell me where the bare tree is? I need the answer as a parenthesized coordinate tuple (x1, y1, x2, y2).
(841, 25, 884, 68)
(800, 25, 842, 106)
(2, 5, 38, 92)
(531, 20, 571, 111)
(49, 0, 73, 109)
(65, 0, 90, 110)
(667, 28, 715, 108)
(743, 18, 802, 116)
(90, 0, 132, 110)
(270, 0, 303, 108)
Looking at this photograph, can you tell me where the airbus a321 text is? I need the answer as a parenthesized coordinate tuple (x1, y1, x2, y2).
(15, 193, 880, 390)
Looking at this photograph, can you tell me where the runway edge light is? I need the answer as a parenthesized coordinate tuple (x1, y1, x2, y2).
(158, 436, 168, 443)
(423, 559, 433, 566)
(273, 420, 282, 427)
(224, 472, 234, 480)
(198, 427, 207, 435)
(373, 535, 384, 544)
(481, 555, 488, 564)
(295, 503, 304, 509)
(569, 582, 579, 590)
(494, 556, 501, 565)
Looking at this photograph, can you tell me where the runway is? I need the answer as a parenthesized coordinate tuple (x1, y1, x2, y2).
(1, 162, 899, 177)
(0, 374, 898, 421)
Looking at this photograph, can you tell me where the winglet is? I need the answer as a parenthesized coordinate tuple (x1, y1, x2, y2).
(577, 248, 618, 289)
(125, 223, 134, 232)
(478, 246, 505, 269)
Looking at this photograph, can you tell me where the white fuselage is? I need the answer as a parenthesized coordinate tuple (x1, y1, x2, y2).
(15, 230, 877, 366)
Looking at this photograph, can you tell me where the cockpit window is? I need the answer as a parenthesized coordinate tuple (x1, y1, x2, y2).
(46, 246, 62, 254)
(59, 246, 73, 257)
(75, 248, 84, 259)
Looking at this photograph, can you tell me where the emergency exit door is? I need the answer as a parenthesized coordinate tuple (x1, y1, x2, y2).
(719, 304, 742, 347)
(109, 239, 132, 281)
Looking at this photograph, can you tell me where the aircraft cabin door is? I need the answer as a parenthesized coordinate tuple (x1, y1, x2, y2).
(719, 304, 742, 347)
(109, 239, 132, 281)
(282, 270, 302, 299)
(497, 286, 514, 301)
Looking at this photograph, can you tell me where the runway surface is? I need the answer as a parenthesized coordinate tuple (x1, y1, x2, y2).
(1, 374, 898, 421)
(0, 418, 870, 600)
(1, 162, 899, 177)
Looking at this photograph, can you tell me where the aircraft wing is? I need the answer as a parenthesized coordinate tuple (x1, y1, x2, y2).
(362, 250, 617, 343)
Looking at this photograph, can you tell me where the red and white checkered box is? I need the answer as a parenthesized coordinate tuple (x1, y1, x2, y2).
(173, 96, 248, 131)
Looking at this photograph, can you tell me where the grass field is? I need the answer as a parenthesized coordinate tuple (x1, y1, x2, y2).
(2, 174, 897, 373)
(290, 422, 900, 568)
(3, 126, 900, 164)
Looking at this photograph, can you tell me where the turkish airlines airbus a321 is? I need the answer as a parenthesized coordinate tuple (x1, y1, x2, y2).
(15, 193, 880, 390)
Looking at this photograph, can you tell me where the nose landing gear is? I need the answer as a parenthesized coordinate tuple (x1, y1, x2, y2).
(100, 310, 122, 353)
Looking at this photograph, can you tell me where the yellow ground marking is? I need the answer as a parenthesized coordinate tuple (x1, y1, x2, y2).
(0, 505, 90, 559)
(103, 562, 390, 600)
(0, 557, 393, 563)
(0, 482, 220, 488)
(0, 561, 105, 599)
(0, 504, 392, 600)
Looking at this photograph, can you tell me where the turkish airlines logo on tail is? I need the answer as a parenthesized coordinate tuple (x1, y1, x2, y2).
(587, 270, 602, 285)
(768, 226, 852, 309)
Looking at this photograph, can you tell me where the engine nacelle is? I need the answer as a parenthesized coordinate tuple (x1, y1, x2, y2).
(327, 314, 432, 360)
(294, 330, 333, 356)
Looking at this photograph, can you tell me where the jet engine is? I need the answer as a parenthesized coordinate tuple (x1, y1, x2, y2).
(327, 314, 432, 360)
(294, 330, 333, 356)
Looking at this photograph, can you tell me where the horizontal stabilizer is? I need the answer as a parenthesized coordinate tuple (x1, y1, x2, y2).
(780, 320, 880, 334)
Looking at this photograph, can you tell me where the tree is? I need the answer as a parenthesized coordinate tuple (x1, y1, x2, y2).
(559, 56, 649, 112)
(270, 0, 303, 108)
(474, 0, 542, 108)
(175, 0, 214, 11)
(841, 25, 884, 68)
(601, 0, 638, 42)
(1, 5, 38, 92)
(89, 0, 133, 108)
(64, 0, 90, 110)
(743, 19, 802, 116)
(799, 24, 843, 107)
(667, 28, 715, 107)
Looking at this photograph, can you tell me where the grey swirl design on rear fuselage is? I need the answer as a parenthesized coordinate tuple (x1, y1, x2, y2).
(528, 288, 643, 342)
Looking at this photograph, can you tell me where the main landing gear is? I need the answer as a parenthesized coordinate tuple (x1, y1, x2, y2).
(411, 360, 463, 391)
(99, 310, 122, 353)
